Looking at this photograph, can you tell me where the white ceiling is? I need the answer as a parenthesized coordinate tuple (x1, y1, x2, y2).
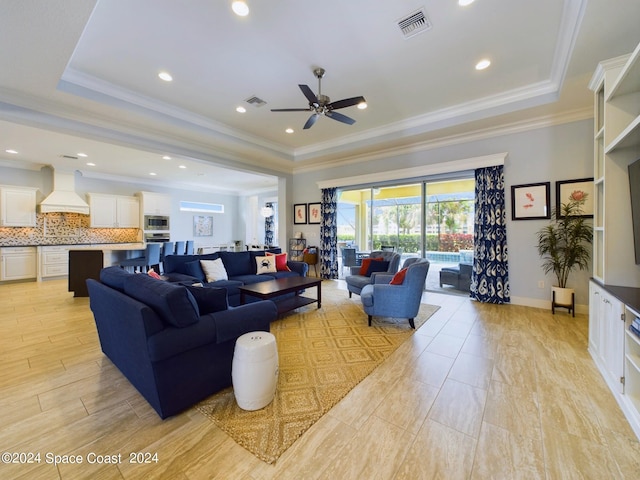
(0, 0, 638, 193)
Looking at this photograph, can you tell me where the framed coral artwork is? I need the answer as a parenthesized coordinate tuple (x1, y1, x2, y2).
(307, 203, 321, 224)
(293, 203, 307, 224)
(511, 182, 551, 220)
(556, 178, 594, 218)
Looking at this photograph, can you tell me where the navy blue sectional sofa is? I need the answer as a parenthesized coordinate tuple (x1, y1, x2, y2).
(163, 249, 308, 306)
(86, 266, 278, 419)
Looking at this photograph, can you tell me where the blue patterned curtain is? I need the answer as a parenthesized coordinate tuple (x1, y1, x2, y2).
(471, 166, 510, 303)
(264, 202, 274, 246)
(320, 188, 339, 279)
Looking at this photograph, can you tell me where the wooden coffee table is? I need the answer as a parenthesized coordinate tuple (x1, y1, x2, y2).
(238, 276, 321, 315)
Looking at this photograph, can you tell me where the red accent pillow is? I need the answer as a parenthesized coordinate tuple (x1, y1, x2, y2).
(266, 252, 291, 271)
(390, 267, 408, 285)
(359, 257, 383, 276)
(148, 268, 163, 280)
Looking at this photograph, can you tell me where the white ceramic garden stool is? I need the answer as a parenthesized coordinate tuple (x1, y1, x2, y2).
(232, 331, 278, 411)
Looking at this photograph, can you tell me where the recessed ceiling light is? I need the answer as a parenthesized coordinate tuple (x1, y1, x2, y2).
(458, 0, 475, 6)
(149, 172, 157, 176)
(179, 165, 186, 169)
(5, 149, 18, 154)
(158, 71, 173, 82)
(475, 59, 491, 70)
(162, 155, 171, 160)
(285, 128, 294, 134)
(357, 102, 368, 110)
(86, 162, 95, 166)
(77, 152, 88, 157)
(236, 106, 246, 113)
(232, 1, 249, 16)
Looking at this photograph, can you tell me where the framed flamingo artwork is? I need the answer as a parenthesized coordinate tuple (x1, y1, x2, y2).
(511, 182, 551, 220)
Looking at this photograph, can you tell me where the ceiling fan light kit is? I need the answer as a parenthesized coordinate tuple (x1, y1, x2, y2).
(271, 68, 366, 129)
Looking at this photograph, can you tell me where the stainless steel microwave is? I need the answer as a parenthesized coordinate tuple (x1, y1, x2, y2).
(144, 215, 170, 231)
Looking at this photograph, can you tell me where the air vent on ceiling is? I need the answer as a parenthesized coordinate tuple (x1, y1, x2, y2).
(60, 154, 79, 160)
(397, 8, 432, 38)
(245, 95, 267, 107)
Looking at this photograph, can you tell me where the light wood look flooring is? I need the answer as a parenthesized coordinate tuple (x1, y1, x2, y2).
(1, 279, 639, 479)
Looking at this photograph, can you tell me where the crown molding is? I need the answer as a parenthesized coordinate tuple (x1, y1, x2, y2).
(316, 153, 508, 190)
(295, 107, 592, 175)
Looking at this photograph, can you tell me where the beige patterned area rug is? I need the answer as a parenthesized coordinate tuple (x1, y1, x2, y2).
(196, 280, 439, 464)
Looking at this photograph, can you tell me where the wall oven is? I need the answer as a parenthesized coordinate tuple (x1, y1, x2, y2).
(144, 232, 171, 243)
(144, 215, 170, 231)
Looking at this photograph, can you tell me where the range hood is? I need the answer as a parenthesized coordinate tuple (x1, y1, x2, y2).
(38, 169, 90, 215)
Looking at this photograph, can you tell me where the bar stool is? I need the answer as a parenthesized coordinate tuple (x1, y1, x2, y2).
(174, 241, 186, 255)
(185, 240, 194, 255)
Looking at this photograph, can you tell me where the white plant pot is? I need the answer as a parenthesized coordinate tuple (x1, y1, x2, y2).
(551, 286, 574, 307)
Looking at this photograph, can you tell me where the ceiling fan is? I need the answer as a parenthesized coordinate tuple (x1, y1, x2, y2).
(271, 68, 366, 129)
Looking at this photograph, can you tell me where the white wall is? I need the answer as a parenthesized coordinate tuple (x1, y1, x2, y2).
(291, 119, 595, 310)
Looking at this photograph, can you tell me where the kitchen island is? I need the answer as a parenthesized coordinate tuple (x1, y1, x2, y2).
(67, 243, 146, 296)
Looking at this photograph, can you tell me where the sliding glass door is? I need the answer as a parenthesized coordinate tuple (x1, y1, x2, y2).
(337, 177, 475, 292)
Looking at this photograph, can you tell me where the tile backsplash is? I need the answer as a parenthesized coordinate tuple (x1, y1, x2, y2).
(0, 213, 141, 246)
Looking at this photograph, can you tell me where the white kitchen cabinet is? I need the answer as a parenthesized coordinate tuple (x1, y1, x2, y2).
(137, 191, 171, 215)
(0, 185, 37, 227)
(0, 247, 37, 281)
(38, 245, 70, 279)
(87, 193, 139, 228)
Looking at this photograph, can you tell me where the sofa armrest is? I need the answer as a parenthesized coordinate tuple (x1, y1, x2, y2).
(372, 272, 394, 284)
(287, 260, 309, 277)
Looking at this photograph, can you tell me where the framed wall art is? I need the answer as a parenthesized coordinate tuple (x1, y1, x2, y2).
(556, 178, 594, 218)
(293, 203, 307, 224)
(193, 215, 213, 236)
(307, 202, 321, 224)
(511, 182, 551, 220)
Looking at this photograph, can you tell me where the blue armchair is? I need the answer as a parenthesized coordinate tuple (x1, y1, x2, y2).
(360, 258, 430, 329)
(345, 250, 401, 297)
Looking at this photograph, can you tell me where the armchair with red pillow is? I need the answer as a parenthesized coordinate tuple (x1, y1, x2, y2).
(345, 250, 401, 298)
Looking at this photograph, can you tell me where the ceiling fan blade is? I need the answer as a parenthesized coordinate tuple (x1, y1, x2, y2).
(299, 84, 319, 106)
(270, 108, 312, 112)
(303, 113, 320, 129)
(327, 96, 366, 110)
(326, 111, 356, 125)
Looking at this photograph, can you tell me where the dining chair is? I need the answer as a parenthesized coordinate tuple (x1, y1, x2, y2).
(185, 240, 194, 255)
(119, 243, 161, 273)
(174, 241, 186, 255)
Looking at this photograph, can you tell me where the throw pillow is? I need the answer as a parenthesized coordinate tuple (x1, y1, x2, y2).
(359, 257, 384, 276)
(184, 285, 228, 314)
(147, 268, 162, 279)
(123, 274, 200, 328)
(390, 267, 408, 285)
(255, 255, 277, 274)
(200, 258, 228, 282)
(183, 260, 206, 282)
(265, 251, 291, 271)
(366, 260, 389, 276)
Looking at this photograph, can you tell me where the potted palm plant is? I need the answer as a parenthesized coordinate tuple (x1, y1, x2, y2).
(536, 191, 593, 308)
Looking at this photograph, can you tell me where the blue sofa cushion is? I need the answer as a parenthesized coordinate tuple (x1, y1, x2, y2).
(100, 266, 131, 291)
(219, 251, 252, 277)
(231, 274, 274, 285)
(267, 270, 300, 279)
(184, 285, 228, 314)
(124, 274, 200, 328)
(366, 260, 390, 276)
(183, 261, 206, 282)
